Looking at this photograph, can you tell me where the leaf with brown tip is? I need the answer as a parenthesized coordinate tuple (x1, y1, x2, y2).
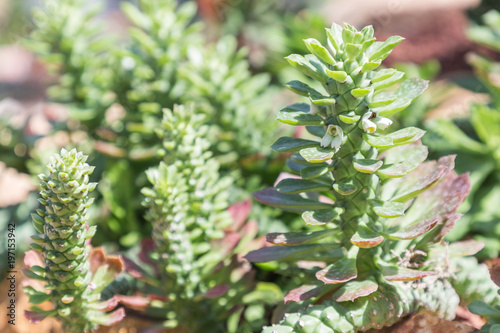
(380, 264, 434, 281)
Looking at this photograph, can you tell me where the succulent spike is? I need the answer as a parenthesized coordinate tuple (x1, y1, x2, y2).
(25, 149, 124, 332)
(142, 104, 233, 329)
(249, 23, 473, 332)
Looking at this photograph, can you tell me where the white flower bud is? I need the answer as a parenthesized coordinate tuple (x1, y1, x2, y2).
(361, 112, 377, 133)
(321, 125, 343, 149)
(373, 117, 393, 130)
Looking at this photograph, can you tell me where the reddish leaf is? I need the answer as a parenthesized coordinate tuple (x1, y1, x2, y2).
(385, 216, 440, 240)
(89, 247, 107, 274)
(94, 297, 119, 311)
(116, 295, 151, 309)
(25, 309, 56, 324)
(89, 307, 125, 326)
(390, 155, 455, 203)
(227, 199, 252, 231)
(333, 279, 378, 302)
(490, 265, 500, 287)
(122, 255, 149, 280)
(139, 238, 155, 265)
(284, 284, 325, 303)
(204, 285, 230, 299)
(350, 225, 384, 248)
(253, 187, 334, 212)
(24, 250, 43, 268)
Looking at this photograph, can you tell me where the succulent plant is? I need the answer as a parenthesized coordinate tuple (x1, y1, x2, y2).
(23, 148, 124, 332)
(117, 105, 280, 332)
(245, 23, 477, 332)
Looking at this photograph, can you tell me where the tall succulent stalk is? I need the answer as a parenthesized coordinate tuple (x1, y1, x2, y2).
(246, 23, 476, 332)
(24, 149, 124, 332)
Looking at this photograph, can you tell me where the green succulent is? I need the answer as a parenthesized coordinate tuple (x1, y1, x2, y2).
(246, 23, 476, 332)
(24, 148, 124, 332)
(119, 105, 281, 332)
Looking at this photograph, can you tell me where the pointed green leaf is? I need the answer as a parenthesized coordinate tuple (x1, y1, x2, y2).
(361, 61, 381, 73)
(387, 127, 426, 144)
(276, 179, 331, 194)
(303, 38, 336, 65)
(285, 80, 320, 97)
(286, 54, 328, 82)
(326, 69, 348, 82)
(300, 147, 334, 163)
(305, 125, 326, 138)
(271, 137, 319, 153)
(353, 159, 383, 174)
(371, 69, 397, 83)
(372, 71, 405, 91)
(368, 36, 404, 61)
(346, 43, 362, 60)
(277, 104, 325, 126)
(351, 88, 372, 98)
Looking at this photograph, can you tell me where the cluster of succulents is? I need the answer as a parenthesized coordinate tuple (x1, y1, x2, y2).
(18, 1, 500, 333)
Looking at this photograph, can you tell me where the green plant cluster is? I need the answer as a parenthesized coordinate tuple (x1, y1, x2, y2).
(21, 0, 278, 247)
(24, 148, 124, 332)
(469, 265, 500, 332)
(246, 23, 480, 332)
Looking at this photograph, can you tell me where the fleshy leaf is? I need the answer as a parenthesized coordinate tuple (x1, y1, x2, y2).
(286, 54, 328, 82)
(353, 159, 383, 174)
(386, 127, 426, 145)
(333, 178, 358, 195)
(300, 165, 330, 179)
(88, 307, 125, 326)
(384, 216, 440, 240)
(284, 284, 326, 303)
(468, 300, 500, 316)
(245, 244, 344, 263)
(350, 224, 384, 248)
(25, 309, 57, 324)
(253, 188, 334, 212)
(276, 178, 331, 194)
(447, 240, 485, 257)
(277, 103, 325, 126)
(371, 200, 405, 218)
(363, 133, 394, 149)
(379, 264, 434, 281)
(285, 80, 320, 97)
(300, 147, 335, 163)
(333, 279, 379, 302)
(316, 248, 358, 284)
(373, 79, 429, 117)
(389, 156, 455, 203)
(267, 229, 338, 246)
(271, 137, 319, 153)
(302, 209, 339, 226)
(377, 163, 408, 178)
